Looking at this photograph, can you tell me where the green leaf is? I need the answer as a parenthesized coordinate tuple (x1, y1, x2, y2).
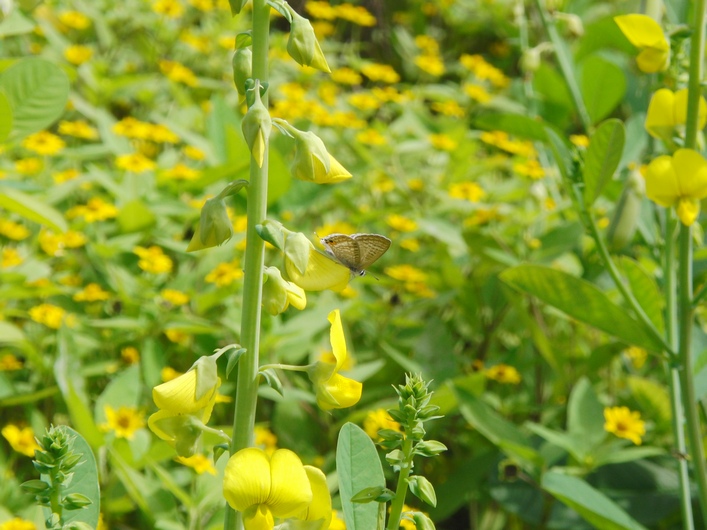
(617, 257, 665, 334)
(0, 91, 12, 142)
(41, 426, 100, 529)
(0, 10, 36, 37)
(0, 187, 68, 233)
(500, 265, 663, 352)
(117, 200, 156, 233)
(542, 471, 647, 530)
(94, 365, 142, 423)
(567, 377, 606, 450)
(580, 55, 626, 124)
(0, 321, 25, 343)
(336, 423, 385, 530)
(473, 113, 549, 142)
(0, 57, 70, 139)
(584, 119, 625, 206)
(260, 368, 284, 397)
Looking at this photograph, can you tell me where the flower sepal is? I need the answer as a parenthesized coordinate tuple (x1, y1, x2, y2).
(263, 266, 307, 315)
(242, 81, 272, 167)
(287, 10, 331, 73)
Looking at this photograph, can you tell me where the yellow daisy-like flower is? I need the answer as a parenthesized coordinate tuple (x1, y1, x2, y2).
(614, 14, 670, 73)
(449, 182, 486, 202)
(309, 310, 362, 410)
(177, 454, 217, 475)
(360, 63, 400, 83)
(0, 220, 30, 241)
(14, 158, 43, 174)
(67, 197, 118, 223)
(205, 261, 243, 287)
(121, 346, 140, 364)
(73, 283, 111, 302)
(134, 245, 173, 274)
(415, 54, 445, 76)
(0, 354, 23, 371)
(385, 264, 427, 283)
(22, 131, 65, 155)
(58, 120, 99, 140)
(643, 148, 707, 225)
(363, 409, 401, 441)
(28, 304, 67, 329)
(0, 517, 36, 530)
(161, 289, 190, 305)
(604, 406, 646, 445)
(113, 117, 152, 139)
(116, 153, 157, 173)
(147, 123, 179, 143)
(431, 100, 465, 117)
(254, 425, 278, 456)
(58, 10, 91, 29)
(569, 134, 590, 148)
(153, 0, 185, 17)
(331, 67, 362, 85)
(386, 214, 417, 232)
(645, 88, 707, 140)
(64, 45, 93, 65)
(335, 4, 376, 26)
(429, 133, 457, 151)
(463, 83, 492, 103)
(101, 405, 145, 440)
(1, 424, 40, 457)
(485, 364, 522, 384)
(159, 59, 198, 86)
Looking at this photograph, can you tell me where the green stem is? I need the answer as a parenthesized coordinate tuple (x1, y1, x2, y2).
(533, 0, 591, 131)
(664, 211, 694, 529)
(259, 363, 310, 372)
(386, 436, 414, 530)
(225, 2, 271, 530)
(684, 0, 706, 151)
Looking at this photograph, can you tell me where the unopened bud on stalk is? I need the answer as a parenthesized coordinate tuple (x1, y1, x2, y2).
(187, 197, 233, 252)
(287, 10, 330, 73)
(607, 168, 645, 252)
(232, 47, 252, 96)
(241, 83, 272, 167)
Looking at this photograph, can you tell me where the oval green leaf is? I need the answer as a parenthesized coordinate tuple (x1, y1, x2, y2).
(580, 55, 626, 124)
(0, 187, 68, 233)
(584, 119, 625, 205)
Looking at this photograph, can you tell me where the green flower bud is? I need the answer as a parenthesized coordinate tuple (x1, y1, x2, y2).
(407, 475, 437, 507)
(228, 0, 248, 15)
(241, 87, 272, 167)
(291, 131, 352, 183)
(262, 266, 307, 315)
(232, 47, 252, 96)
(287, 11, 330, 73)
(520, 47, 542, 73)
(607, 168, 645, 252)
(187, 197, 233, 252)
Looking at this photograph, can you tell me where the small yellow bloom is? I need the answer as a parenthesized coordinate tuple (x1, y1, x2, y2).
(121, 346, 140, 364)
(431, 100, 465, 117)
(604, 406, 646, 445)
(163, 163, 200, 181)
(331, 67, 362, 85)
(113, 117, 152, 139)
(643, 148, 707, 225)
(58, 121, 96, 140)
(363, 409, 401, 441)
(309, 310, 362, 410)
(177, 454, 217, 475)
(67, 197, 119, 223)
(73, 283, 111, 302)
(161, 366, 183, 382)
(356, 128, 387, 146)
(348, 93, 380, 112)
(485, 364, 522, 384)
(614, 14, 670, 73)
(58, 10, 91, 29)
(159, 59, 198, 86)
(449, 181, 486, 202)
(205, 261, 243, 287)
(134, 245, 173, 274)
(0, 517, 36, 530)
(184, 145, 206, 160)
(429, 133, 457, 151)
(52, 168, 81, 183)
(1, 248, 23, 268)
(116, 153, 157, 173)
(161, 289, 190, 305)
(386, 214, 417, 232)
(29, 304, 67, 329)
(254, 425, 278, 456)
(385, 264, 426, 283)
(0, 354, 23, 371)
(360, 63, 400, 83)
(415, 54, 446, 76)
(64, 45, 93, 65)
(101, 405, 145, 440)
(514, 159, 545, 179)
(306, 1, 337, 19)
(22, 131, 65, 155)
(147, 123, 179, 143)
(624, 346, 648, 369)
(0, 220, 30, 241)
(463, 83, 492, 103)
(262, 266, 307, 315)
(153, 0, 185, 17)
(335, 4, 376, 26)
(570, 134, 590, 148)
(14, 158, 43, 174)
(1, 424, 40, 457)
(645, 88, 707, 140)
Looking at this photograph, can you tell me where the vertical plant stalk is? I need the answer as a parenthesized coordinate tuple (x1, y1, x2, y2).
(663, 212, 694, 529)
(385, 436, 414, 530)
(679, 0, 707, 524)
(225, 1, 271, 529)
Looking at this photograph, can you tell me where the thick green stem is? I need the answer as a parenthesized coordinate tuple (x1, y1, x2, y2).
(386, 436, 414, 530)
(225, 2, 271, 530)
(664, 212, 694, 529)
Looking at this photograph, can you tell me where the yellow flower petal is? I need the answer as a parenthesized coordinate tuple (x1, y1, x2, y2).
(298, 466, 333, 526)
(285, 248, 350, 292)
(614, 14, 669, 73)
(328, 309, 346, 372)
(677, 198, 700, 226)
(267, 449, 313, 517)
(152, 369, 220, 415)
(318, 373, 363, 410)
(243, 505, 274, 530)
(644, 155, 680, 206)
(645, 88, 676, 139)
(673, 148, 707, 199)
(223, 448, 272, 511)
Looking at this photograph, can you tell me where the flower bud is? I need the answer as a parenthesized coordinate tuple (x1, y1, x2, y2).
(291, 131, 352, 184)
(232, 47, 252, 96)
(241, 87, 272, 168)
(607, 168, 644, 251)
(262, 266, 307, 315)
(287, 11, 330, 73)
(520, 48, 542, 74)
(187, 197, 233, 252)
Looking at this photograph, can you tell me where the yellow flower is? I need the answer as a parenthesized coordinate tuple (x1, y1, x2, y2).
(73, 283, 111, 302)
(360, 63, 400, 83)
(348, 93, 380, 111)
(290, 132, 352, 184)
(254, 425, 278, 455)
(463, 83, 492, 103)
(184, 145, 206, 160)
(0, 517, 36, 530)
(58, 10, 91, 29)
(52, 168, 81, 183)
(356, 129, 387, 146)
(604, 406, 646, 445)
(415, 35, 439, 54)
(0, 220, 30, 241)
(385, 264, 427, 283)
(163, 163, 200, 181)
(101, 405, 145, 440)
(38, 230, 87, 256)
(295, 466, 332, 528)
(431, 100, 465, 117)
(161, 366, 183, 382)
(134, 245, 173, 274)
(283, 235, 350, 292)
(159, 59, 198, 86)
(161, 289, 190, 305)
(262, 266, 307, 315)
(514, 159, 545, 179)
(153, 0, 185, 17)
(1, 424, 40, 457)
(363, 409, 401, 441)
(624, 346, 648, 369)
(429, 133, 457, 151)
(309, 310, 362, 410)
(644, 149, 707, 225)
(29, 304, 67, 329)
(614, 14, 670, 73)
(386, 214, 417, 232)
(335, 4, 376, 26)
(177, 454, 217, 475)
(485, 364, 522, 384)
(645, 88, 707, 140)
(121, 347, 140, 364)
(305, 1, 338, 20)
(116, 153, 157, 173)
(14, 158, 43, 174)
(331, 67, 362, 85)
(64, 45, 93, 65)
(570, 134, 590, 148)
(0, 354, 23, 371)
(328, 510, 346, 530)
(22, 131, 65, 155)
(205, 261, 243, 287)
(449, 182, 486, 202)
(147, 124, 180, 143)
(113, 117, 152, 139)
(415, 54, 445, 76)
(67, 197, 118, 222)
(1, 248, 23, 268)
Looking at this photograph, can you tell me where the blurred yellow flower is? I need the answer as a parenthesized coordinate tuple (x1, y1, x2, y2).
(184, 145, 206, 160)
(134, 245, 174, 274)
(205, 261, 243, 287)
(363, 409, 401, 440)
(449, 182, 486, 202)
(385, 264, 426, 283)
(514, 159, 545, 179)
(39, 230, 87, 256)
(614, 14, 670, 73)
(0, 354, 23, 371)
(177, 454, 217, 475)
(386, 214, 417, 232)
(29, 304, 67, 329)
(400, 238, 420, 252)
(415, 54, 445, 76)
(408, 178, 424, 191)
(163, 163, 200, 180)
(335, 4, 376, 26)
(58, 10, 91, 29)
(429, 133, 457, 151)
(74, 283, 111, 302)
(161, 289, 190, 305)
(463, 83, 492, 103)
(0, 220, 30, 240)
(645, 88, 707, 140)
(569, 134, 590, 148)
(121, 346, 140, 364)
(116, 153, 157, 173)
(67, 197, 119, 222)
(1, 424, 40, 457)
(485, 364, 522, 384)
(113, 117, 152, 139)
(189, 0, 216, 11)
(306, 1, 337, 19)
(356, 129, 386, 146)
(415, 35, 439, 54)
(14, 157, 43, 174)
(624, 346, 648, 369)
(361, 63, 400, 83)
(0, 518, 36, 530)
(153, 0, 185, 17)
(348, 93, 380, 111)
(101, 405, 145, 440)
(161, 366, 183, 382)
(432, 100, 465, 117)
(52, 168, 80, 183)
(22, 131, 65, 155)
(604, 406, 645, 445)
(254, 425, 278, 456)
(331, 67, 362, 85)
(64, 45, 93, 65)
(59, 120, 98, 139)
(147, 123, 180, 143)
(159, 59, 198, 86)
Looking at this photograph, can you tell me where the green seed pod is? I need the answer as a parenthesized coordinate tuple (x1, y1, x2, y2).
(232, 47, 252, 96)
(607, 169, 645, 252)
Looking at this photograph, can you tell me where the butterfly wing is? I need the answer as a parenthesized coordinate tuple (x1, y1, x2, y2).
(321, 233, 361, 271)
(351, 234, 391, 270)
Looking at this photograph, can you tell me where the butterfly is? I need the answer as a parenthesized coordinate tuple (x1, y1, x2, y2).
(320, 233, 392, 276)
